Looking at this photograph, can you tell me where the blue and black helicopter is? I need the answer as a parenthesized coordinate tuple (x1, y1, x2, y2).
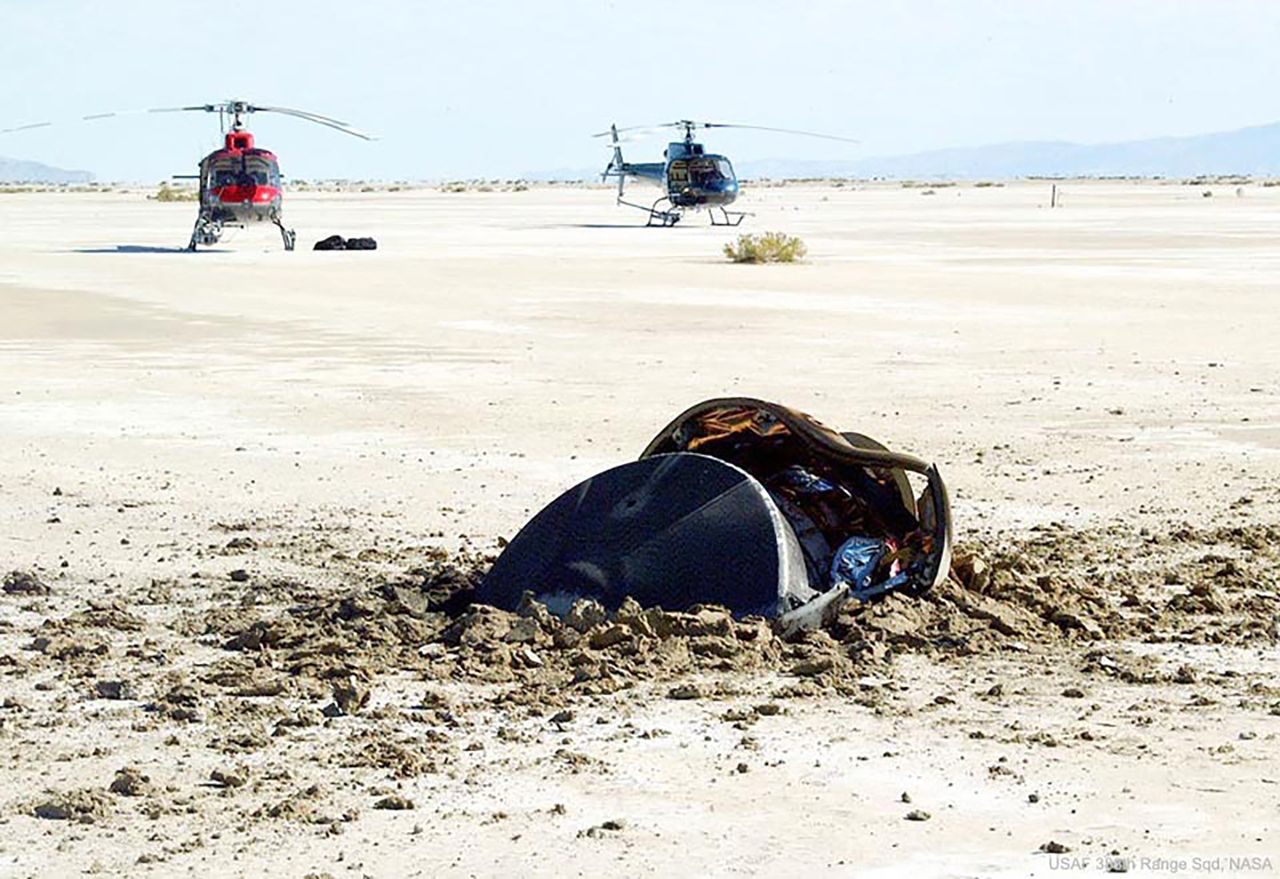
(594, 119, 858, 226)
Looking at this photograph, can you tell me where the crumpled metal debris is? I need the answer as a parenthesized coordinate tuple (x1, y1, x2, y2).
(478, 397, 952, 633)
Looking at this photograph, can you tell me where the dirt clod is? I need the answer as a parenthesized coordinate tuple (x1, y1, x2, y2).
(3, 570, 49, 595)
(374, 795, 414, 810)
(33, 789, 113, 822)
(109, 767, 153, 797)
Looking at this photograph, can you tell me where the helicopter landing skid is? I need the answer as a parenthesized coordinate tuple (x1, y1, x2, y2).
(709, 207, 748, 227)
(272, 215, 296, 251)
(187, 214, 223, 251)
(618, 196, 682, 227)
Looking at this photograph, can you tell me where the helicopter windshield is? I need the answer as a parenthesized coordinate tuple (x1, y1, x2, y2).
(244, 157, 277, 187)
(208, 157, 277, 189)
(690, 157, 734, 188)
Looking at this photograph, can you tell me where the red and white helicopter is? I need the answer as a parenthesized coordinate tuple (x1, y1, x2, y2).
(163, 100, 374, 250)
(3, 99, 374, 251)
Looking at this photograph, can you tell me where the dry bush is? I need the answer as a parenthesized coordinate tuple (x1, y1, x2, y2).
(723, 232, 807, 264)
(150, 182, 197, 202)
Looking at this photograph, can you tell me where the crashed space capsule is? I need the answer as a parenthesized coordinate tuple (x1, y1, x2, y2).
(478, 398, 952, 633)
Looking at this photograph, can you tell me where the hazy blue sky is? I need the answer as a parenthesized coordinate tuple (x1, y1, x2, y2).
(3, 0, 1279, 180)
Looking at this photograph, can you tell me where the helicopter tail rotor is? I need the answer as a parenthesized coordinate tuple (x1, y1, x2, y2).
(600, 123, 626, 200)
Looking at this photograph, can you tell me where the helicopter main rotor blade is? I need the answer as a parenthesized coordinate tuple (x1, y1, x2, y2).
(3, 100, 376, 150)
(78, 107, 195, 121)
(78, 101, 376, 138)
(701, 123, 859, 143)
(591, 123, 667, 138)
(251, 104, 350, 125)
(2, 107, 195, 134)
(597, 134, 648, 146)
(601, 120, 859, 143)
(0, 121, 54, 134)
(252, 105, 378, 140)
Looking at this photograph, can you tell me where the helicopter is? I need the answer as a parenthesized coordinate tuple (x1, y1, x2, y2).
(593, 120, 858, 226)
(2, 99, 373, 251)
(169, 100, 375, 251)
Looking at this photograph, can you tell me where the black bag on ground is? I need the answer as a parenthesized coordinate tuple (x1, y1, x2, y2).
(313, 235, 347, 251)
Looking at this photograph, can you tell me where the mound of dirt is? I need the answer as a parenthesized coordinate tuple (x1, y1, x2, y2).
(109, 766, 154, 797)
(32, 788, 114, 823)
(194, 521, 1277, 706)
(832, 520, 1278, 656)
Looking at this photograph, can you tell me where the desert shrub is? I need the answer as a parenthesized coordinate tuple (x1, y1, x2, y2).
(150, 182, 197, 202)
(723, 232, 807, 264)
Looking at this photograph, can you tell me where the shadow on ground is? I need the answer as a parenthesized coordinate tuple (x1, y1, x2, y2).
(70, 245, 229, 254)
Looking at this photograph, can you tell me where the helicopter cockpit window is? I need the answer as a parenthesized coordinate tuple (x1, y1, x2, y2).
(213, 167, 238, 188)
(716, 158, 734, 180)
(244, 158, 274, 186)
(690, 158, 728, 187)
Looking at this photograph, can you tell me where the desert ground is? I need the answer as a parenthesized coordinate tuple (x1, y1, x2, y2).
(0, 180, 1277, 878)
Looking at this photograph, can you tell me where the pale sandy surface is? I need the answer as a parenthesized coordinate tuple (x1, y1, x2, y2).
(0, 182, 1278, 877)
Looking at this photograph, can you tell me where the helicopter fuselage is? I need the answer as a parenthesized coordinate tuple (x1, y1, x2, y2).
(623, 140, 739, 208)
(198, 130, 283, 224)
(188, 128, 295, 250)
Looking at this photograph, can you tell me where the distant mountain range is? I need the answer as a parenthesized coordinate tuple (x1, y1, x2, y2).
(0, 157, 94, 184)
(527, 121, 1280, 181)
